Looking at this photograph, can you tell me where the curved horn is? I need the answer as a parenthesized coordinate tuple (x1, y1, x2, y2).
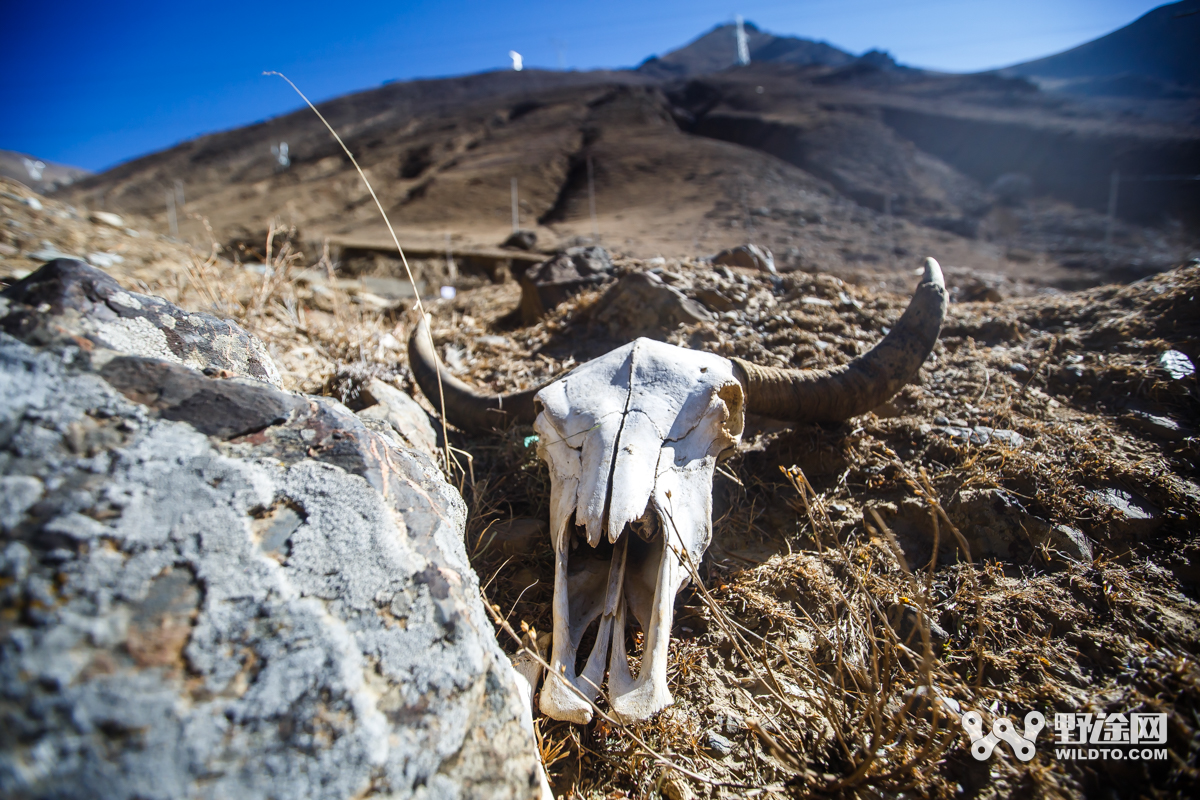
(732, 257, 947, 422)
(407, 318, 543, 431)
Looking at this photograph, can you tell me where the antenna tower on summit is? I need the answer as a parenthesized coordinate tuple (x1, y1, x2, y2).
(735, 15, 750, 65)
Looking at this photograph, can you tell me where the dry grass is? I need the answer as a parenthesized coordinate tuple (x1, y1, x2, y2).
(7, 175, 1197, 797)
(450, 261, 1199, 799)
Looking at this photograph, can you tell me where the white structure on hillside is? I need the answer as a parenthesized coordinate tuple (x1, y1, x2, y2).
(735, 15, 750, 65)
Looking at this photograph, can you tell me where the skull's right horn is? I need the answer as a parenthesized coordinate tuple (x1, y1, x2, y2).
(731, 257, 947, 422)
(407, 317, 543, 431)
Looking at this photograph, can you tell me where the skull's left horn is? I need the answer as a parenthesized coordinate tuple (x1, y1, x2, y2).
(407, 318, 543, 431)
(732, 257, 947, 422)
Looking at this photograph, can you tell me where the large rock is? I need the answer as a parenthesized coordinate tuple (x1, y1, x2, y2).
(2, 258, 282, 387)
(591, 270, 713, 340)
(517, 245, 614, 324)
(0, 262, 542, 799)
(949, 488, 1092, 565)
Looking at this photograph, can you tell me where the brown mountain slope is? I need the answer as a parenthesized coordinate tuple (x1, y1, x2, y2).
(55, 49, 1198, 295)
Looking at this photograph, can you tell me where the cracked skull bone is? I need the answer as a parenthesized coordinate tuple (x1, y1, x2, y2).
(534, 339, 743, 723)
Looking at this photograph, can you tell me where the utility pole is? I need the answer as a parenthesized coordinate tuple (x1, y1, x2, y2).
(166, 188, 178, 238)
(587, 155, 598, 242)
(511, 177, 520, 232)
(444, 232, 457, 284)
(735, 15, 750, 66)
(884, 193, 894, 270)
(1104, 169, 1120, 255)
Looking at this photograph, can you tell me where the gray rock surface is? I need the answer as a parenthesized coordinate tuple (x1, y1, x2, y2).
(1, 258, 281, 387)
(591, 270, 713, 340)
(517, 245, 614, 323)
(712, 244, 775, 274)
(357, 377, 440, 459)
(0, 262, 542, 799)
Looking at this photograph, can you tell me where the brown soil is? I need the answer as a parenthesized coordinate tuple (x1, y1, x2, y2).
(4, 156, 1199, 798)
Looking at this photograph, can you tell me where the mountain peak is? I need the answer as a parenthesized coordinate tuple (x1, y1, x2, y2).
(637, 21, 855, 78)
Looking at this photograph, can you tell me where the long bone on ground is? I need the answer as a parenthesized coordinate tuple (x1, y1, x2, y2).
(407, 258, 948, 723)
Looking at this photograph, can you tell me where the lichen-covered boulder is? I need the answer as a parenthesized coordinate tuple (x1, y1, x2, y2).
(0, 262, 543, 800)
(1, 258, 282, 387)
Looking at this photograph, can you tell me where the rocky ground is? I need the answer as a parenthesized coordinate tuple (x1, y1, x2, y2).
(2, 177, 1199, 798)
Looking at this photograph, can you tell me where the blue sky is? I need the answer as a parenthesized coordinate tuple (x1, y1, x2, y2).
(0, 1, 1163, 172)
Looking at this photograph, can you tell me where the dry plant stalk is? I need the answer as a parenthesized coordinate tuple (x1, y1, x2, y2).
(265, 70, 455, 473)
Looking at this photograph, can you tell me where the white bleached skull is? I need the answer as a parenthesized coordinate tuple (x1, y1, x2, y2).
(534, 338, 744, 723)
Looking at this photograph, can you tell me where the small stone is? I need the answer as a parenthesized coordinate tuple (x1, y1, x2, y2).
(87, 252, 125, 269)
(801, 296, 833, 307)
(502, 229, 538, 251)
(694, 287, 734, 312)
(477, 518, 548, 557)
(1159, 350, 1194, 380)
(592, 271, 712, 339)
(1123, 409, 1186, 441)
(713, 243, 775, 274)
(1044, 524, 1092, 563)
(28, 248, 79, 262)
(969, 426, 992, 445)
(960, 280, 1003, 303)
(892, 604, 950, 648)
(948, 488, 1054, 562)
(1089, 487, 1160, 537)
(704, 730, 735, 756)
(0, 476, 44, 532)
(89, 211, 125, 228)
(990, 429, 1025, 447)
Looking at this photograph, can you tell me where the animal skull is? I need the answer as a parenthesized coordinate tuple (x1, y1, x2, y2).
(407, 258, 948, 723)
(534, 339, 743, 722)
